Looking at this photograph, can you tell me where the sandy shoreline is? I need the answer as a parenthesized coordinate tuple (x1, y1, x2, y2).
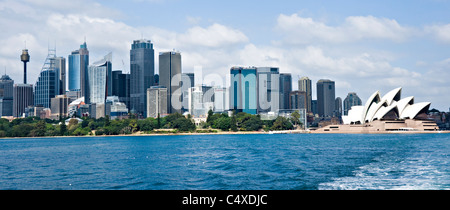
(1, 129, 449, 140)
(0, 130, 269, 139)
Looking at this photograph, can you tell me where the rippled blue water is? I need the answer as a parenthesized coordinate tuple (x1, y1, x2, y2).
(0, 134, 449, 190)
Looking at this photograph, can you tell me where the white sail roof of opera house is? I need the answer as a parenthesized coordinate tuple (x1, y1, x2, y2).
(342, 87, 431, 125)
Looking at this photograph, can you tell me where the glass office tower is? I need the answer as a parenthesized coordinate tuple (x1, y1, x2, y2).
(279, 73, 292, 110)
(159, 51, 182, 114)
(230, 66, 257, 115)
(34, 50, 60, 108)
(0, 74, 14, 116)
(112, 70, 130, 109)
(317, 79, 336, 117)
(13, 84, 33, 117)
(68, 42, 89, 94)
(256, 67, 279, 113)
(87, 53, 112, 105)
(130, 39, 154, 117)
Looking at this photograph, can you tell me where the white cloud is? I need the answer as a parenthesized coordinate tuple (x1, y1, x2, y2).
(276, 13, 413, 44)
(343, 16, 411, 41)
(425, 23, 450, 43)
(178, 23, 249, 48)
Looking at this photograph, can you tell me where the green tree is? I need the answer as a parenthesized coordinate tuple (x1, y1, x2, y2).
(271, 116, 294, 131)
(157, 113, 161, 129)
(73, 127, 91, 136)
(29, 120, 46, 137)
(241, 115, 263, 131)
(172, 117, 196, 132)
(59, 123, 67, 136)
(0, 130, 6, 138)
(68, 118, 79, 130)
(11, 124, 33, 137)
(105, 115, 111, 127)
(234, 113, 263, 131)
(165, 113, 184, 124)
(80, 119, 89, 128)
(206, 109, 214, 124)
(230, 111, 238, 132)
(128, 119, 138, 133)
(88, 121, 97, 130)
(95, 128, 105, 136)
(291, 111, 301, 127)
(215, 117, 231, 131)
(138, 118, 155, 132)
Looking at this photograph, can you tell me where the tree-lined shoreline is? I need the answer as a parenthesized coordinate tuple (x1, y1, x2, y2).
(0, 111, 302, 138)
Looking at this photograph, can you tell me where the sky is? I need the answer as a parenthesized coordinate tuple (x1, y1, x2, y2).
(1, 0, 450, 111)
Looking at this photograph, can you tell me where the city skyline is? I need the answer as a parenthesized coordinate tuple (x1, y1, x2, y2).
(1, 1, 450, 110)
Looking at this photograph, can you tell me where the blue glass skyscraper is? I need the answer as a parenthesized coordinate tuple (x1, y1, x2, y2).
(230, 67, 257, 115)
(68, 42, 89, 95)
(68, 53, 80, 91)
(34, 49, 61, 108)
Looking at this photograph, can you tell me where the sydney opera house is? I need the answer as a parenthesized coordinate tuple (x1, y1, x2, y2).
(314, 87, 439, 133)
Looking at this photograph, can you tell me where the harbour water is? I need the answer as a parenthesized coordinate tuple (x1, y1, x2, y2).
(0, 134, 449, 190)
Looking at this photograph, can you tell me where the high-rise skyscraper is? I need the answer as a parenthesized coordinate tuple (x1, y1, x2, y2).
(298, 77, 312, 113)
(256, 67, 279, 113)
(289, 90, 307, 110)
(159, 51, 182, 114)
(230, 67, 257, 115)
(53, 57, 66, 95)
(181, 73, 194, 113)
(311, 100, 318, 115)
(87, 53, 112, 105)
(0, 74, 14, 116)
(213, 87, 227, 113)
(343, 92, 362, 115)
(112, 70, 130, 109)
(279, 73, 292, 110)
(68, 42, 89, 94)
(50, 95, 71, 119)
(147, 86, 167, 118)
(13, 84, 33, 117)
(34, 49, 60, 108)
(317, 79, 336, 117)
(130, 39, 154, 117)
(188, 85, 207, 117)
